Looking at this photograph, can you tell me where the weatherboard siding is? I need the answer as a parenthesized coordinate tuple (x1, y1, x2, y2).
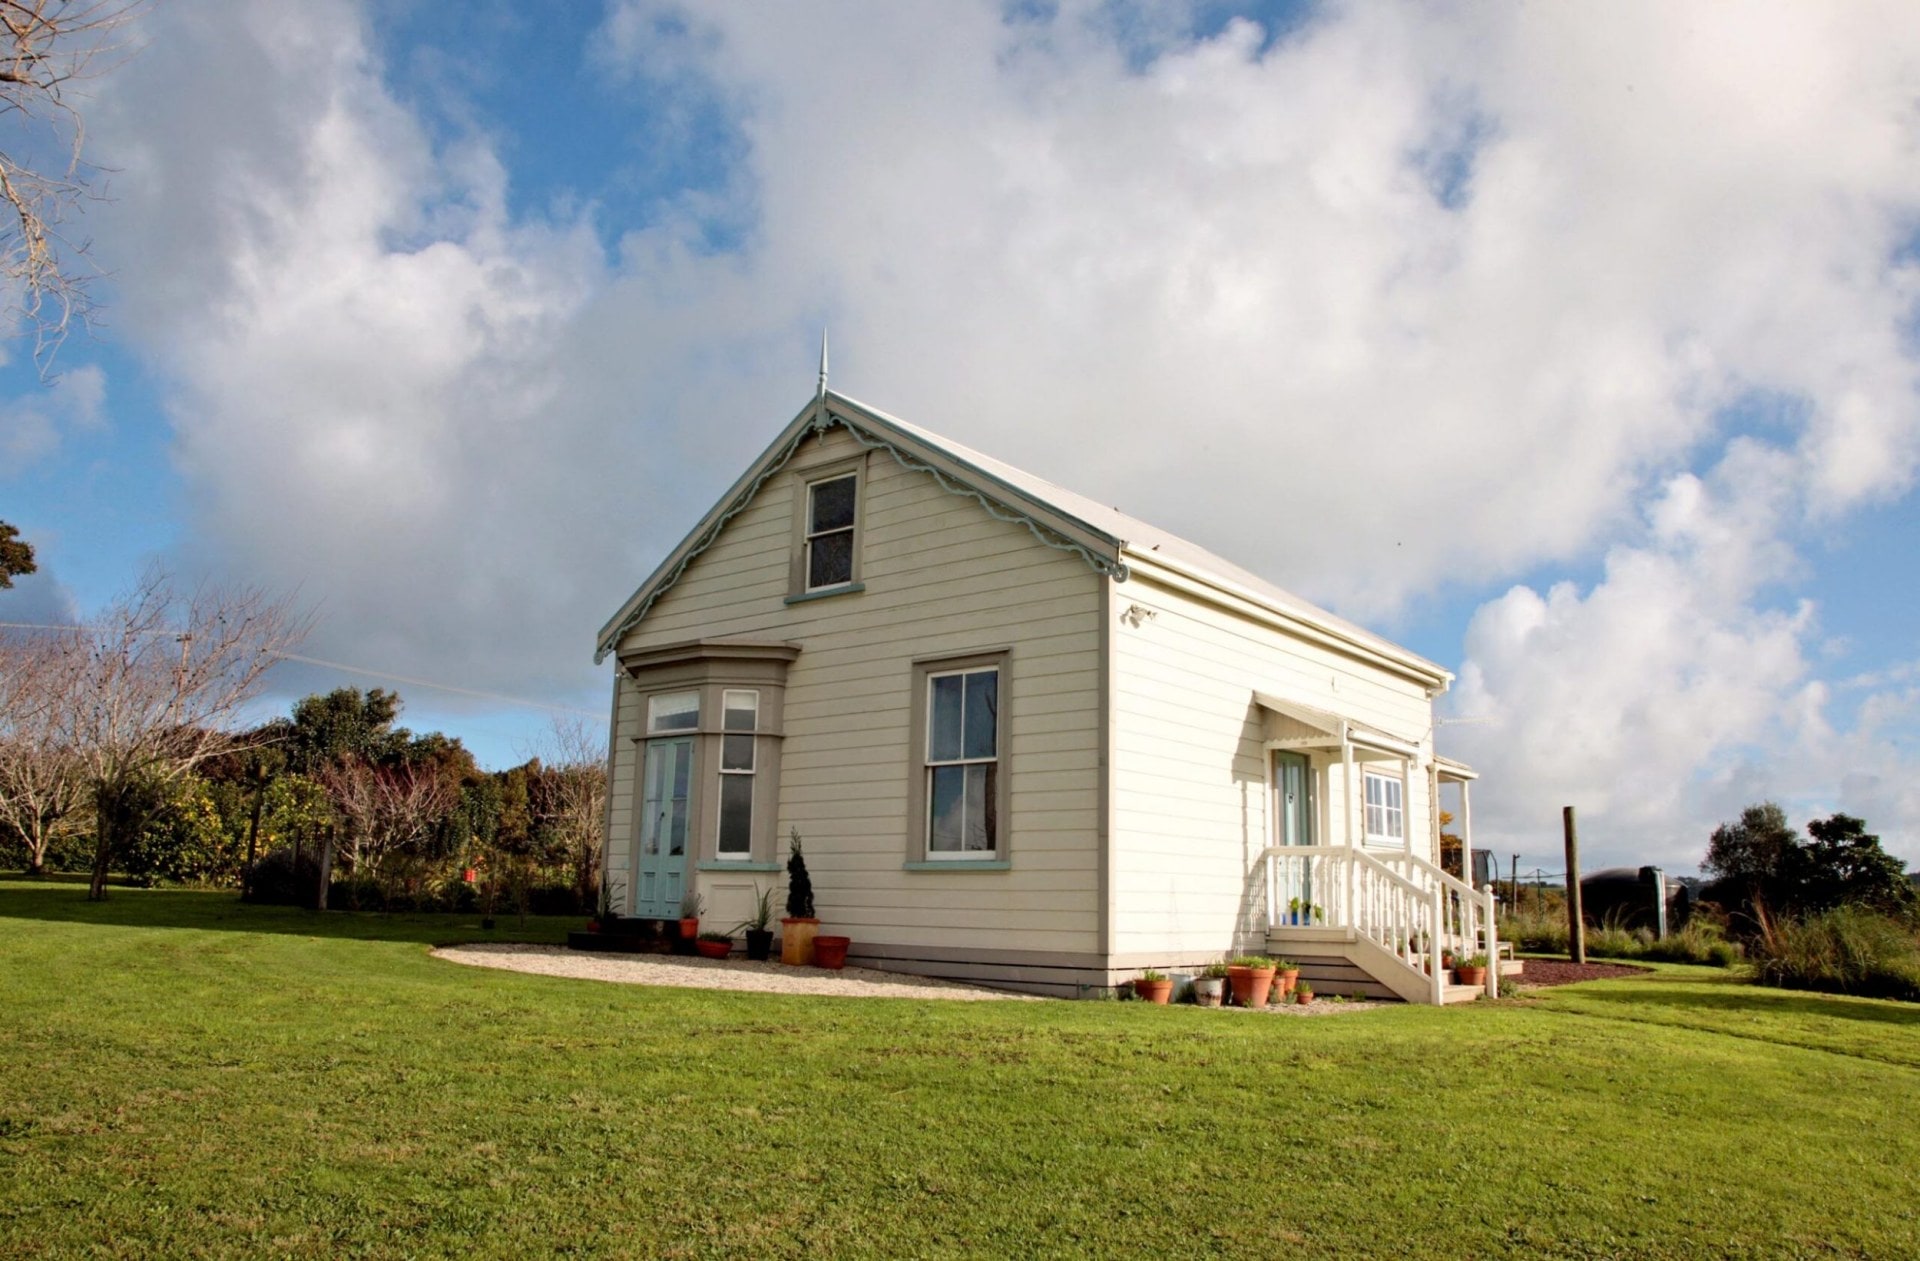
(609, 425, 1104, 954)
(1108, 571, 1440, 957)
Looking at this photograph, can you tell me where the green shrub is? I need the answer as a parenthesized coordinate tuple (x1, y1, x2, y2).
(1751, 907, 1920, 1002)
(1497, 907, 1738, 967)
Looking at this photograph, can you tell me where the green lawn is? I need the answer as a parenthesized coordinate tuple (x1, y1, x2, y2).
(2, 884, 1915, 1259)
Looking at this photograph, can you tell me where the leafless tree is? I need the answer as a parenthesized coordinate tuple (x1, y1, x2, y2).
(317, 755, 457, 902)
(0, 626, 85, 873)
(539, 715, 607, 905)
(60, 568, 307, 899)
(2, 0, 147, 365)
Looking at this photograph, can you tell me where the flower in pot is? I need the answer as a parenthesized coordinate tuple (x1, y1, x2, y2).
(695, 931, 733, 960)
(1193, 961, 1229, 1007)
(1286, 896, 1303, 926)
(1227, 955, 1278, 1008)
(1134, 968, 1173, 1005)
(1270, 958, 1300, 1001)
(1455, 952, 1491, 987)
(735, 884, 777, 962)
(779, 827, 819, 966)
(678, 890, 704, 942)
(1296, 983, 1315, 1006)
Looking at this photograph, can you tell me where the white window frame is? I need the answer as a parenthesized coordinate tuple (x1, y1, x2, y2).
(804, 473, 858, 591)
(923, 664, 1000, 860)
(1363, 769, 1404, 846)
(715, 689, 758, 857)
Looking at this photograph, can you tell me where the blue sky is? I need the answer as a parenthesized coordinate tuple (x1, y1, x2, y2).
(4, 0, 1919, 875)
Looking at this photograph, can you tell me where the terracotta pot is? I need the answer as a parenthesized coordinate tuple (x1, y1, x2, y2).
(694, 938, 731, 960)
(744, 928, 774, 961)
(780, 916, 819, 966)
(1277, 968, 1300, 998)
(813, 935, 851, 970)
(586, 920, 601, 934)
(1228, 965, 1277, 1008)
(678, 917, 699, 940)
(1134, 978, 1173, 1005)
(1193, 977, 1225, 1007)
(1457, 965, 1489, 987)
(1296, 990, 1314, 1006)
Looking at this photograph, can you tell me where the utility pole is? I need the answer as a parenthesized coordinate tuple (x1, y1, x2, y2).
(1563, 806, 1585, 964)
(1510, 853, 1520, 910)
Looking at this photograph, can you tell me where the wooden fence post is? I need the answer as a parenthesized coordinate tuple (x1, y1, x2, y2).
(1563, 806, 1585, 964)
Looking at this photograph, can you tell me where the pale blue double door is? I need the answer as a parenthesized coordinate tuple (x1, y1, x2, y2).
(633, 736, 693, 919)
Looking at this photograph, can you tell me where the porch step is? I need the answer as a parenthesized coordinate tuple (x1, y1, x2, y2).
(1267, 951, 1402, 1002)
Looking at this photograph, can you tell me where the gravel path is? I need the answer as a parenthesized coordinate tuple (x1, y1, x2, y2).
(432, 942, 1041, 1001)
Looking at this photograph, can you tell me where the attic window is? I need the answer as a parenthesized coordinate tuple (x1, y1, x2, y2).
(805, 474, 857, 589)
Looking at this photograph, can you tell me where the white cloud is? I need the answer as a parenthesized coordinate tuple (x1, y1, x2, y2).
(63, 1, 1920, 848)
(0, 365, 107, 469)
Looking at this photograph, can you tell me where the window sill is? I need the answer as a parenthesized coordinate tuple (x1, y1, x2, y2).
(785, 582, 865, 606)
(697, 860, 781, 873)
(903, 859, 1010, 872)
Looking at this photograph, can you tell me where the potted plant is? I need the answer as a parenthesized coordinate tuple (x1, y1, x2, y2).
(589, 876, 623, 934)
(678, 889, 704, 942)
(813, 934, 851, 970)
(1286, 896, 1303, 926)
(1455, 952, 1490, 987)
(695, 931, 733, 960)
(1296, 983, 1315, 1006)
(1271, 958, 1300, 1000)
(736, 884, 776, 962)
(1134, 969, 1173, 1005)
(1227, 955, 1278, 1008)
(780, 827, 819, 966)
(1193, 961, 1229, 1007)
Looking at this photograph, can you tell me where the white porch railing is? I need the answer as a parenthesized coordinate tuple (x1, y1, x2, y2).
(1265, 844, 1499, 1002)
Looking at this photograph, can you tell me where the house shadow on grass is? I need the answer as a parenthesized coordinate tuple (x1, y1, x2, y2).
(1563, 975, 1920, 1029)
(0, 878, 575, 947)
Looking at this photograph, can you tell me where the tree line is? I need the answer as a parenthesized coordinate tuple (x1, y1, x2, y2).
(0, 569, 606, 913)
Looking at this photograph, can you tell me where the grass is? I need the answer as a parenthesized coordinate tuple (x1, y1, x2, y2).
(3, 884, 1917, 1258)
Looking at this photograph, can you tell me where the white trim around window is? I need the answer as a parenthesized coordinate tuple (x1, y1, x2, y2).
(906, 650, 1012, 866)
(715, 689, 758, 857)
(1363, 769, 1404, 846)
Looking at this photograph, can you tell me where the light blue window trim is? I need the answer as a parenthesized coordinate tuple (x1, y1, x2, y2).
(902, 860, 1011, 872)
(697, 861, 781, 873)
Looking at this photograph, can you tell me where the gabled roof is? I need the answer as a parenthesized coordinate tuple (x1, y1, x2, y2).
(596, 390, 1452, 689)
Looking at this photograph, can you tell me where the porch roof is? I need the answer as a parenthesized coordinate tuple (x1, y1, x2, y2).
(1252, 692, 1421, 760)
(1434, 754, 1479, 782)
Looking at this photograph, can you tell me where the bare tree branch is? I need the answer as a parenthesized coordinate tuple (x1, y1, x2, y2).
(1, 0, 148, 368)
(51, 566, 309, 899)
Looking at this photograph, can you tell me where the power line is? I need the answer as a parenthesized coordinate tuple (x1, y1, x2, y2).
(0, 621, 601, 718)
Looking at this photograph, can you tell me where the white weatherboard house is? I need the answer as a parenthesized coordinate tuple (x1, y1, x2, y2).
(596, 385, 1495, 1001)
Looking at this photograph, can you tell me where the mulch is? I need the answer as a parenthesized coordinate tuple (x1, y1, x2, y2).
(1516, 958, 1652, 987)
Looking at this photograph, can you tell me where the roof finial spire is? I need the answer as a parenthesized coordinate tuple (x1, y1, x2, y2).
(816, 328, 830, 400)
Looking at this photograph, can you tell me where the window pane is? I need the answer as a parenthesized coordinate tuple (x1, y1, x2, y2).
(722, 733, 754, 772)
(962, 670, 997, 759)
(809, 475, 856, 531)
(649, 691, 699, 732)
(808, 529, 853, 587)
(723, 691, 757, 732)
(929, 674, 964, 761)
(668, 797, 687, 856)
(964, 764, 993, 851)
(718, 775, 753, 854)
(929, 764, 965, 851)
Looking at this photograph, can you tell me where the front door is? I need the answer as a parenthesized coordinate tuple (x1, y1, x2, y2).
(1274, 751, 1315, 922)
(634, 736, 693, 919)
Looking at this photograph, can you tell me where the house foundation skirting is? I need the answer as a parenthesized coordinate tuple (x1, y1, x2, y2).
(846, 942, 1136, 999)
